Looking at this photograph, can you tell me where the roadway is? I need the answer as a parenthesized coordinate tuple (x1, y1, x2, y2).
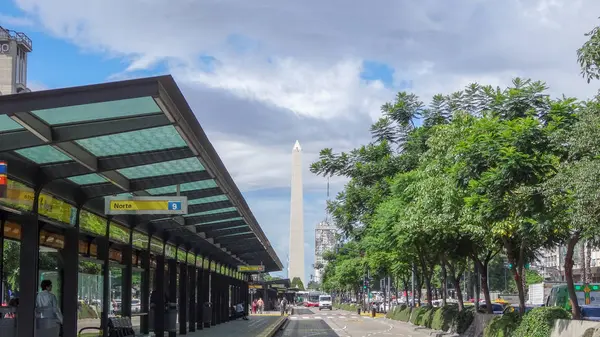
(276, 307, 433, 337)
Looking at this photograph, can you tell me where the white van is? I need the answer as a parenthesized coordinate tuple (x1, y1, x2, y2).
(318, 294, 332, 310)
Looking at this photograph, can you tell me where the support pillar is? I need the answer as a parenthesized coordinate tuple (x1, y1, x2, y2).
(122, 242, 133, 318)
(210, 271, 216, 326)
(17, 193, 40, 337)
(154, 255, 166, 337)
(179, 258, 188, 334)
(140, 248, 151, 334)
(197, 267, 204, 329)
(168, 258, 177, 337)
(99, 220, 111, 337)
(189, 265, 196, 332)
(61, 210, 80, 337)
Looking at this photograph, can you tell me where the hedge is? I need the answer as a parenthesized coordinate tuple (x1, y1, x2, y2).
(422, 307, 439, 328)
(484, 311, 521, 337)
(512, 307, 571, 337)
(410, 306, 431, 325)
(454, 306, 475, 334)
(432, 305, 458, 331)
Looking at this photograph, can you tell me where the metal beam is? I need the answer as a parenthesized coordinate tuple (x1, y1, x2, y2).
(187, 200, 233, 214)
(0, 113, 171, 152)
(0, 77, 161, 115)
(41, 147, 194, 180)
(54, 141, 98, 171)
(184, 211, 240, 225)
(206, 227, 249, 238)
(191, 220, 246, 231)
(10, 112, 52, 142)
(161, 187, 223, 200)
(82, 170, 211, 199)
(216, 234, 255, 245)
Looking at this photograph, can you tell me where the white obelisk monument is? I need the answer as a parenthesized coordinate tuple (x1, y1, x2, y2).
(288, 140, 305, 285)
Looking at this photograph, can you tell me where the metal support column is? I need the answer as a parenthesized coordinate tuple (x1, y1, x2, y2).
(189, 264, 196, 332)
(140, 232, 152, 334)
(168, 258, 178, 337)
(122, 238, 133, 318)
(99, 219, 112, 337)
(210, 270, 216, 326)
(179, 255, 188, 334)
(17, 189, 41, 337)
(62, 207, 81, 337)
(197, 266, 204, 329)
(154, 254, 166, 337)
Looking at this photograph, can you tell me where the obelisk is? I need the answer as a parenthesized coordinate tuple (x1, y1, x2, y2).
(289, 140, 305, 285)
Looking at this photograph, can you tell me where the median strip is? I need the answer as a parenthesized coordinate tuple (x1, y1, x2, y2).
(257, 316, 288, 337)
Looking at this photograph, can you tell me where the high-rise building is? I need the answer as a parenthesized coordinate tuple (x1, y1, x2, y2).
(314, 221, 336, 284)
(288, 140, 305, 284)
(0, 26, 32, 95)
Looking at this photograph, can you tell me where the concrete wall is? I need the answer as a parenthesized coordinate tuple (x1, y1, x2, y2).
(551, 319, 600, 337)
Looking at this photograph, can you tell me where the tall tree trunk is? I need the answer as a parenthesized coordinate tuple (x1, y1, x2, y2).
(475, 259, 492, 313)
(581, 242, 587, 284)
(418, 252, 434, 306)
(586, 241, 592, 283)
(566, 234, 583, 319)
(447, 261, 465, 312)
(441, 257, 448, 307)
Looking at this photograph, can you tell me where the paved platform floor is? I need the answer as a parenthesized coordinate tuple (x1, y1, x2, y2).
(182, 316, 282, 337)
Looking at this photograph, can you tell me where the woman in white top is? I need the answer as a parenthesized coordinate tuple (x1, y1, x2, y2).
(35, 280, 63, 324)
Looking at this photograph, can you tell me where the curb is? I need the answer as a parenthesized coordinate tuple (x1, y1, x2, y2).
(259, 316, 288, 337)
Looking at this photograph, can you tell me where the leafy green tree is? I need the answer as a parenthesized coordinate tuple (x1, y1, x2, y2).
(577, 20, 600, 82)
(291, 277, 305, 291)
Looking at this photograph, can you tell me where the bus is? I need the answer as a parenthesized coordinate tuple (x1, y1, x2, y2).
(306, 291, 324, 307)
(296, 291, 308, 305)
(546, 284, 600, 309)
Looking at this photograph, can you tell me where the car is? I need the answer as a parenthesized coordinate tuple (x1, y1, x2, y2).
(318, 294, 333, 311)
(131, 299, 141, 313)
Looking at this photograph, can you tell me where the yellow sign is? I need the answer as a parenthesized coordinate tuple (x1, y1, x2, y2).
(105, 196, 187, 215)
(249, 284, 262, 289)
(238, 265, 265, 272)
(1, 180, 76, 225)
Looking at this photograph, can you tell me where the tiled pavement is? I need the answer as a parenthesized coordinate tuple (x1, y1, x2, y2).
(185, 316, 285, 337)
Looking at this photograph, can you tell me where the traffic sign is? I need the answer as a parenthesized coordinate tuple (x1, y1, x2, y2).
(238, 265, 265, 272)
(104, 196, 188, 215)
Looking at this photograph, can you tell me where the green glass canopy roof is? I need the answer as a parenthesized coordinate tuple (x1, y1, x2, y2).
(0, 75, 282, 272)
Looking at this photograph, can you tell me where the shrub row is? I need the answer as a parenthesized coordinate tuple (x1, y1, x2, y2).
(386, 304, 474, 334)
(483, 307, 570, 337)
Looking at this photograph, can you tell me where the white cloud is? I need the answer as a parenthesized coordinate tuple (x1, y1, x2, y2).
(174, 58, 390, 120)
(8, 0, 600, 280)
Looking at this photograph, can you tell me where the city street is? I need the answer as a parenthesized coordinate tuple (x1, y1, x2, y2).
(275, 307, 432, 337)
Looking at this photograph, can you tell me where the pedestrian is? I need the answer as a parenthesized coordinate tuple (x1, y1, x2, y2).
(280, 297, 288, 316)
(36, 280, 63, 325)
(257, 298, 264, 314)
(252, 299, 257, 314)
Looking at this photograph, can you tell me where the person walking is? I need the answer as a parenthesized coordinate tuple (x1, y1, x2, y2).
(257, 298, 264, 314)
(36, 280, 63, 324)
(280, 297, 288, 316)
(252, 299, 257, 314)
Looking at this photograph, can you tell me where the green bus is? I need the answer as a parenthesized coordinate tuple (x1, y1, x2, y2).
(546, 284, 600, 310)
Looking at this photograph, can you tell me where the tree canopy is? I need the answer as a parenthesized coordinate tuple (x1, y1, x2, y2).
(311, 32, 600, 318)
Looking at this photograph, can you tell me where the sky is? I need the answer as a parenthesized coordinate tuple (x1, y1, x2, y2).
(1, 0, 600, 282)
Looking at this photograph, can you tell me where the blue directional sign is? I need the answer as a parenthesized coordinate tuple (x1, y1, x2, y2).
(168, 201, 182, 211)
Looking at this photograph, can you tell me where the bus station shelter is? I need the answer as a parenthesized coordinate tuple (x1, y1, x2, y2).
(0, 75, 283, 337)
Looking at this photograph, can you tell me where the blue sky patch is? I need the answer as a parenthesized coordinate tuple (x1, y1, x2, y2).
(361, 60, 395, 87)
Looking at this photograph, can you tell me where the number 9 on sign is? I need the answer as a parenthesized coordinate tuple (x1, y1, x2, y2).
(168, 201, 181, 211)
